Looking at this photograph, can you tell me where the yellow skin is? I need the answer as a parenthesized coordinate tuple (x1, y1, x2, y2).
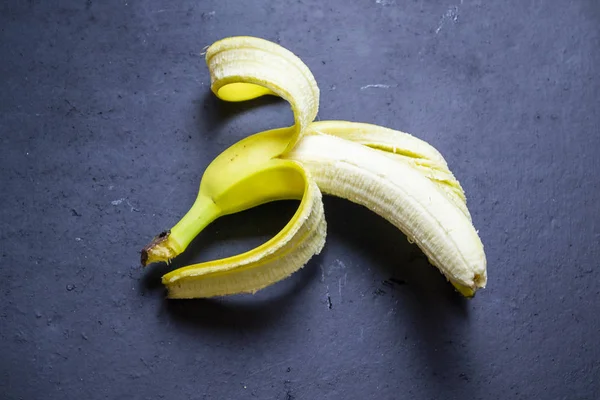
(141, 128, 300, 263)
(141, 36, 486, 299)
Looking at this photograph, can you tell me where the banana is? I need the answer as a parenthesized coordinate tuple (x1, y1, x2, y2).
(141, 36, 487, 299)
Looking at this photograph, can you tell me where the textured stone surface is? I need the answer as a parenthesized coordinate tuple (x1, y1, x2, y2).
(1, 0, 599, 398)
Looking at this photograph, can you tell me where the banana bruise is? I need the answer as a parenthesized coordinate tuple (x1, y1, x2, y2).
(142, 36, 488, 298)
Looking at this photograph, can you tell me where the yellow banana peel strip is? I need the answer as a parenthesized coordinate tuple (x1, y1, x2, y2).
(206, 36, 319, 151)
(142, 36, 487, 299)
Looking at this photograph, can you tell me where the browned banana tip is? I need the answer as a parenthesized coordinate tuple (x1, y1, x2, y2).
(140, 230, 170, 266)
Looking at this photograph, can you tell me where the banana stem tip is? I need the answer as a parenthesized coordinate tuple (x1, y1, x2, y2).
(140, 230, 171, 266)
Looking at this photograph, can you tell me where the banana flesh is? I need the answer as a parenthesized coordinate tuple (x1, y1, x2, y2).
(309, 121, 471, 219)
(284, 131, 486, 292)
(141, 36, 487, 299)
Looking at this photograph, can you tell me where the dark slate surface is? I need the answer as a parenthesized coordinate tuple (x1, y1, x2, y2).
(1, 0, 599, 399)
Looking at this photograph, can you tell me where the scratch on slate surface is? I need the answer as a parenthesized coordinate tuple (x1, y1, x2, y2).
(436, 2, 462, 34)
(360, 84, 395, 90)
(111, 198, 140, 212)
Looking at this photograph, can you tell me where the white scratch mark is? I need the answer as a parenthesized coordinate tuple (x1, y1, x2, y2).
(153, 8, 176, 14)
(344, 272, 348, 286)
(435, 5, 460, 34)
(111, 198, 140, 212)
(319, 264, 326, 282)
(338, 278, 343, 302)
(124, 200, 139, 212)
(199, 44, 210, 56)
(75, 237, 82, 242)
(360, 84, 395, 90)
(375, 0, 394, 5)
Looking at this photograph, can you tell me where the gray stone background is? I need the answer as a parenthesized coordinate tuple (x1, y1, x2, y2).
(1, 0, 599, 399)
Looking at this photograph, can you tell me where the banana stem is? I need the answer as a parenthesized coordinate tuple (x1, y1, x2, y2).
(170, 194, 221, 251)
(141, 194, 221, 266)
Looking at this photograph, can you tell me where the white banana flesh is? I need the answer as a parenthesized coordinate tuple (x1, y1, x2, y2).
(284, 131, 486, 291)
(311, 121, 471, 219)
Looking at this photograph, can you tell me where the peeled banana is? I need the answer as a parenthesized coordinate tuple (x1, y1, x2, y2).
(141, 36, 487, 299)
